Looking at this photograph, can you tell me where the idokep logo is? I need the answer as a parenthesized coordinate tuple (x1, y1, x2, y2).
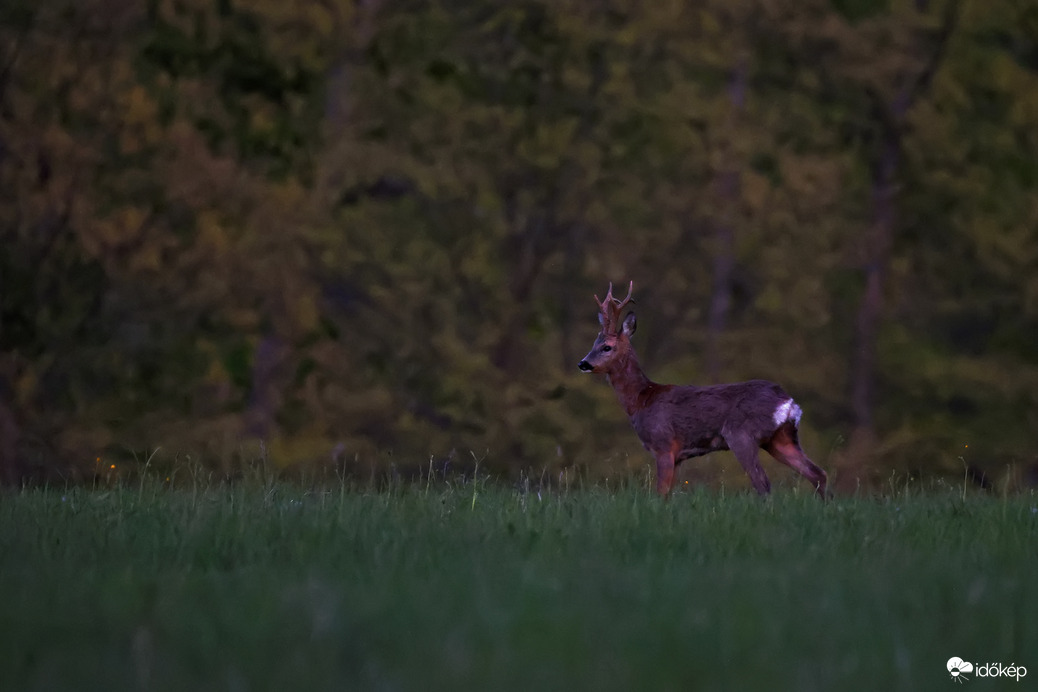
(947, 657, 1028, 683)
(947, 658, 974, 682)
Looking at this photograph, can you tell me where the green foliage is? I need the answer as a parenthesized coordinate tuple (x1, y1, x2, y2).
(1, 483, 1036, 690)
(2, 0, 1037, 485)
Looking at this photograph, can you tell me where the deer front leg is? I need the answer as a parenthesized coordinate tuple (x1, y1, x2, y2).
(654, 449, 676, 496)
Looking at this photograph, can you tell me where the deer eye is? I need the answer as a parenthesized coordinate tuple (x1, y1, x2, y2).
(601, 345, 612, 352)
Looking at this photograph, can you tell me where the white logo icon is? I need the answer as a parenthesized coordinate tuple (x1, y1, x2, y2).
(948, 657, 974, 683)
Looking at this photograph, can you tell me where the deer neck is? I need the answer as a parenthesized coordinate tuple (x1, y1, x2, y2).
(605, 349, 653, 417)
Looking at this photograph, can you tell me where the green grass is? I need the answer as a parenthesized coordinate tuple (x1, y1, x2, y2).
(1, 478, 1035, 691)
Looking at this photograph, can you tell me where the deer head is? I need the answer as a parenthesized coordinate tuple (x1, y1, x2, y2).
(578, 281, 636, 373)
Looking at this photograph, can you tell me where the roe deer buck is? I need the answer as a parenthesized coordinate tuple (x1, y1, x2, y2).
(578, 281, 827, 498)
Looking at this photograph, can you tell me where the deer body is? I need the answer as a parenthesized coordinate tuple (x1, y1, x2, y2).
(579, 282, 827, 498)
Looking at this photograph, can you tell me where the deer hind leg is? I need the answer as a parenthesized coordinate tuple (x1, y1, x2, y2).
(724, 431, 771, 496)
(764, 424, 828, 499)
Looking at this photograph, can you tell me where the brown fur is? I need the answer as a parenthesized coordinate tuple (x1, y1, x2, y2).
(579, 283, 827, 499)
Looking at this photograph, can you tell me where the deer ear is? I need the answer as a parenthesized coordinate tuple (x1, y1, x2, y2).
(622, 312, 637, 337)
(598, 312, 607, 327)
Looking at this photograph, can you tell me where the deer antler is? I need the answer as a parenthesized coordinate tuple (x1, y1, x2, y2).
(594, 280, 634, 334)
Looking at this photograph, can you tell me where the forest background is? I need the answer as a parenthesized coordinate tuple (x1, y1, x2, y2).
(2, 0, 1037, 491)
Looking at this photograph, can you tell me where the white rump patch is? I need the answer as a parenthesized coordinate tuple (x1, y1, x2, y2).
(773, 399, 803, 428)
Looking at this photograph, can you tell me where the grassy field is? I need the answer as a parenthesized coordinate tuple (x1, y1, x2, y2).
(1, 476, 1035, 691)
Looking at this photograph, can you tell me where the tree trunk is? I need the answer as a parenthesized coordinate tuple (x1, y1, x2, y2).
(491, 221, 549, 375)
(836, 1, 961, 491)
(841, 132, 899, 490)
(705, 212, 736, 383)
(0, 390, 21, 488)
(245, 334, 286, 440)
(558, 223, 585, 373)
(704, 58, 747, 383)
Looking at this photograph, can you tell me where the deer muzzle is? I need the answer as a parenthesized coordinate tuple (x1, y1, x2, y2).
(578, 360, 594, 372)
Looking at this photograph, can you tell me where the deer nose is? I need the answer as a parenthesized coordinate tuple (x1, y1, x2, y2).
(578, 360, 593, 372)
